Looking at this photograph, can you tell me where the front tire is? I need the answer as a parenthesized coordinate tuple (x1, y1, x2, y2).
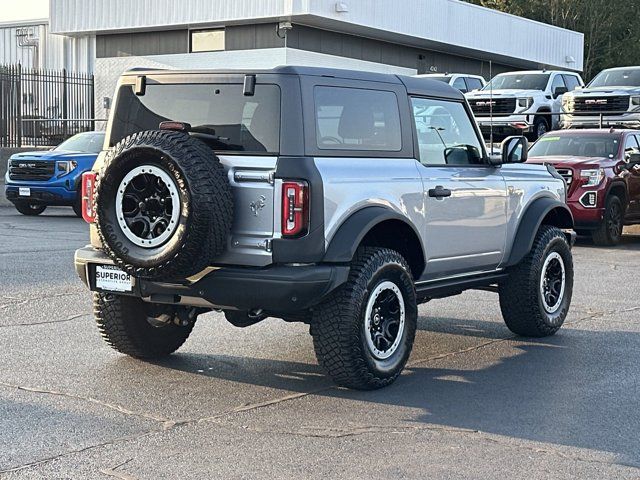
(94, 293, 195, 359)
(528, 116, 549, 141)
(15, 203, 46, 216)
(592, 195, 623, 246)
(499, 225, 573, 337)
(310, 247, 417, 390)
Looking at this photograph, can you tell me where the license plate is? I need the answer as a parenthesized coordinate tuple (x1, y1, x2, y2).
(18, 187, 30, 197)
(95, 265, 132, 292)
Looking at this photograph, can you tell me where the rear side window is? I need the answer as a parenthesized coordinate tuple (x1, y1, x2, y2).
(314, 86, 402, 151)
(109, 83, 281, 154)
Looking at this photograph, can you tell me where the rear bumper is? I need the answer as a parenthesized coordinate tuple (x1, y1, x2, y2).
(74, 246, 350, 313)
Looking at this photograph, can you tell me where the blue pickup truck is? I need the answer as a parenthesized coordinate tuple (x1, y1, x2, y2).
(5, 131, 104, 216)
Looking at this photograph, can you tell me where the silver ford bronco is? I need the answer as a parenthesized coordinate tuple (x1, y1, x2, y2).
(75, 66, 575, 390)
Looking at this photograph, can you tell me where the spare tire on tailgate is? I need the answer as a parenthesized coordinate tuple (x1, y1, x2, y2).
(95, 130, 233, 280)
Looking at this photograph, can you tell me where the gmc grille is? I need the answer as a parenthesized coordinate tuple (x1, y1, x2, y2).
(567, 95, 630, 113)
(555, 168, 573, 185)
(8, 159, 55, 181)
(468, 98, 517, 117)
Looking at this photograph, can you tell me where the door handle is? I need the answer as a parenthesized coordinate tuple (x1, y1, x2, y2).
(428, 186, 452, 198)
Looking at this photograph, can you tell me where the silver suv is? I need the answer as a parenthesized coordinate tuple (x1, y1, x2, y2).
(75, 67, 576, 390)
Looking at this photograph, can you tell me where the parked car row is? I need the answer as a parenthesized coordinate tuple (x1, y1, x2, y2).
(418, 67, 640, 246)
(429, 66, 640, 141)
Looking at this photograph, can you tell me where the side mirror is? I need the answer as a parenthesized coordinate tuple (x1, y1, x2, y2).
(623, 152, 640, 170)
(553, 86, 568, 99)
(501, 136, 529, 164)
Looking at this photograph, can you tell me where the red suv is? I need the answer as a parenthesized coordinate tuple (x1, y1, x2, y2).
(528, 129, 640, 245)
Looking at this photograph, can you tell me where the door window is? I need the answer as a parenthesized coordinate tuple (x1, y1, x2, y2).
(314, 87, 402, 151)
(411, 97, 484, 166)
(624, 134, 639, 158)
(452, 77, 467, 92)
(550, 74, 567, 95)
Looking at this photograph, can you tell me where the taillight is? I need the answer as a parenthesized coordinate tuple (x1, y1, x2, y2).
(81, 171, 97, 223)
(281, 180, 309, 237)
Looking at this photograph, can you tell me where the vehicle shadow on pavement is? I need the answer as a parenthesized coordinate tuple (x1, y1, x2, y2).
(155, 324, 639, 467)
(334, 327, 640, 467)
(574, 233, 640, 250)
(416, 316, 509, 339)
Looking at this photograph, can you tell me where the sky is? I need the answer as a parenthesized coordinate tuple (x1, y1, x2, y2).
(0, 0, 49, 22)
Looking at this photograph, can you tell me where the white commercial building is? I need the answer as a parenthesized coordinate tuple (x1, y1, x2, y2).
(45, 0, 584, 119)
(0, 19, 93, 72)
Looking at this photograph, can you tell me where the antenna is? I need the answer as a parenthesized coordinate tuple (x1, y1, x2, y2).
(489, 60, 494, 153)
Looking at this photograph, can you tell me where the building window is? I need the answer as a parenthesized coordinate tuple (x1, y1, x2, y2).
(190, 29, 225, 52)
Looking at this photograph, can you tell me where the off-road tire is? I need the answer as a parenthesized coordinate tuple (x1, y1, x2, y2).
(94, 293, 195, 358)
(95, 130, 233, 280)
(310, 247, 417, 390)
(499, 225, 573, 337)
(592, 195, 623, 246)
(15, 203, 46, 216)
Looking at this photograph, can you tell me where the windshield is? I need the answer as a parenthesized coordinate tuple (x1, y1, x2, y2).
(483, 73, 550, 91)
(588, 68, 640, 88)
(54, 132, 104, 153)
(529, 134, 620, 158)
(109, 83, 281, 153)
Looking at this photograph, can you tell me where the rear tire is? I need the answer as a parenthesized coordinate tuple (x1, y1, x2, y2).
(94, 293, 195, 359)
(310, 247, 417, 390)
(14, 203, 46, 216)
(499, 225, 573, 337)
(592, 195, 623, 246)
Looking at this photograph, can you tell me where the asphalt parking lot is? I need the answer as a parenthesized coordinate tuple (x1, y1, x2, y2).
(1, 206, 639, 479)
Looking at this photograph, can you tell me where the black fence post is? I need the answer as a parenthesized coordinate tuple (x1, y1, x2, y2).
(90, 73, 95, 131)
(62, 68, 68, 138)
(16, 64, 22, 148)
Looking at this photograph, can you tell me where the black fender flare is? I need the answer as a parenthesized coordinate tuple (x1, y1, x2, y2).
(604, 180, 628, 204)
(323, 206, 424, 264)
(534, 106, 552, 127)
(505, 197, 574, 267)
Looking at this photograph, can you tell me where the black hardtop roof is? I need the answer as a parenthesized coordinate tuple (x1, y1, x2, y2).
(122, 65, 464, 100)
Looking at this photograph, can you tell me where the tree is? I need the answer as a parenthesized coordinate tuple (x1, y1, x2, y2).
(466, 0, 640, 79)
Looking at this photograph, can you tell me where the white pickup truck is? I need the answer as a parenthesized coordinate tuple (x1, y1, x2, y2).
(465, 70, 584, 140)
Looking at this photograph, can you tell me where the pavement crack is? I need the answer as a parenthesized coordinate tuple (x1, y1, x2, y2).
(407, 336, 514, 368)
(196, 387, 333, 424)
(0, 381, 172, 424)
(0, 291, 84, 310)
(0, 313, 89, 327)
(99, 459, 138, 480)
(0, 431, 159, 475)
